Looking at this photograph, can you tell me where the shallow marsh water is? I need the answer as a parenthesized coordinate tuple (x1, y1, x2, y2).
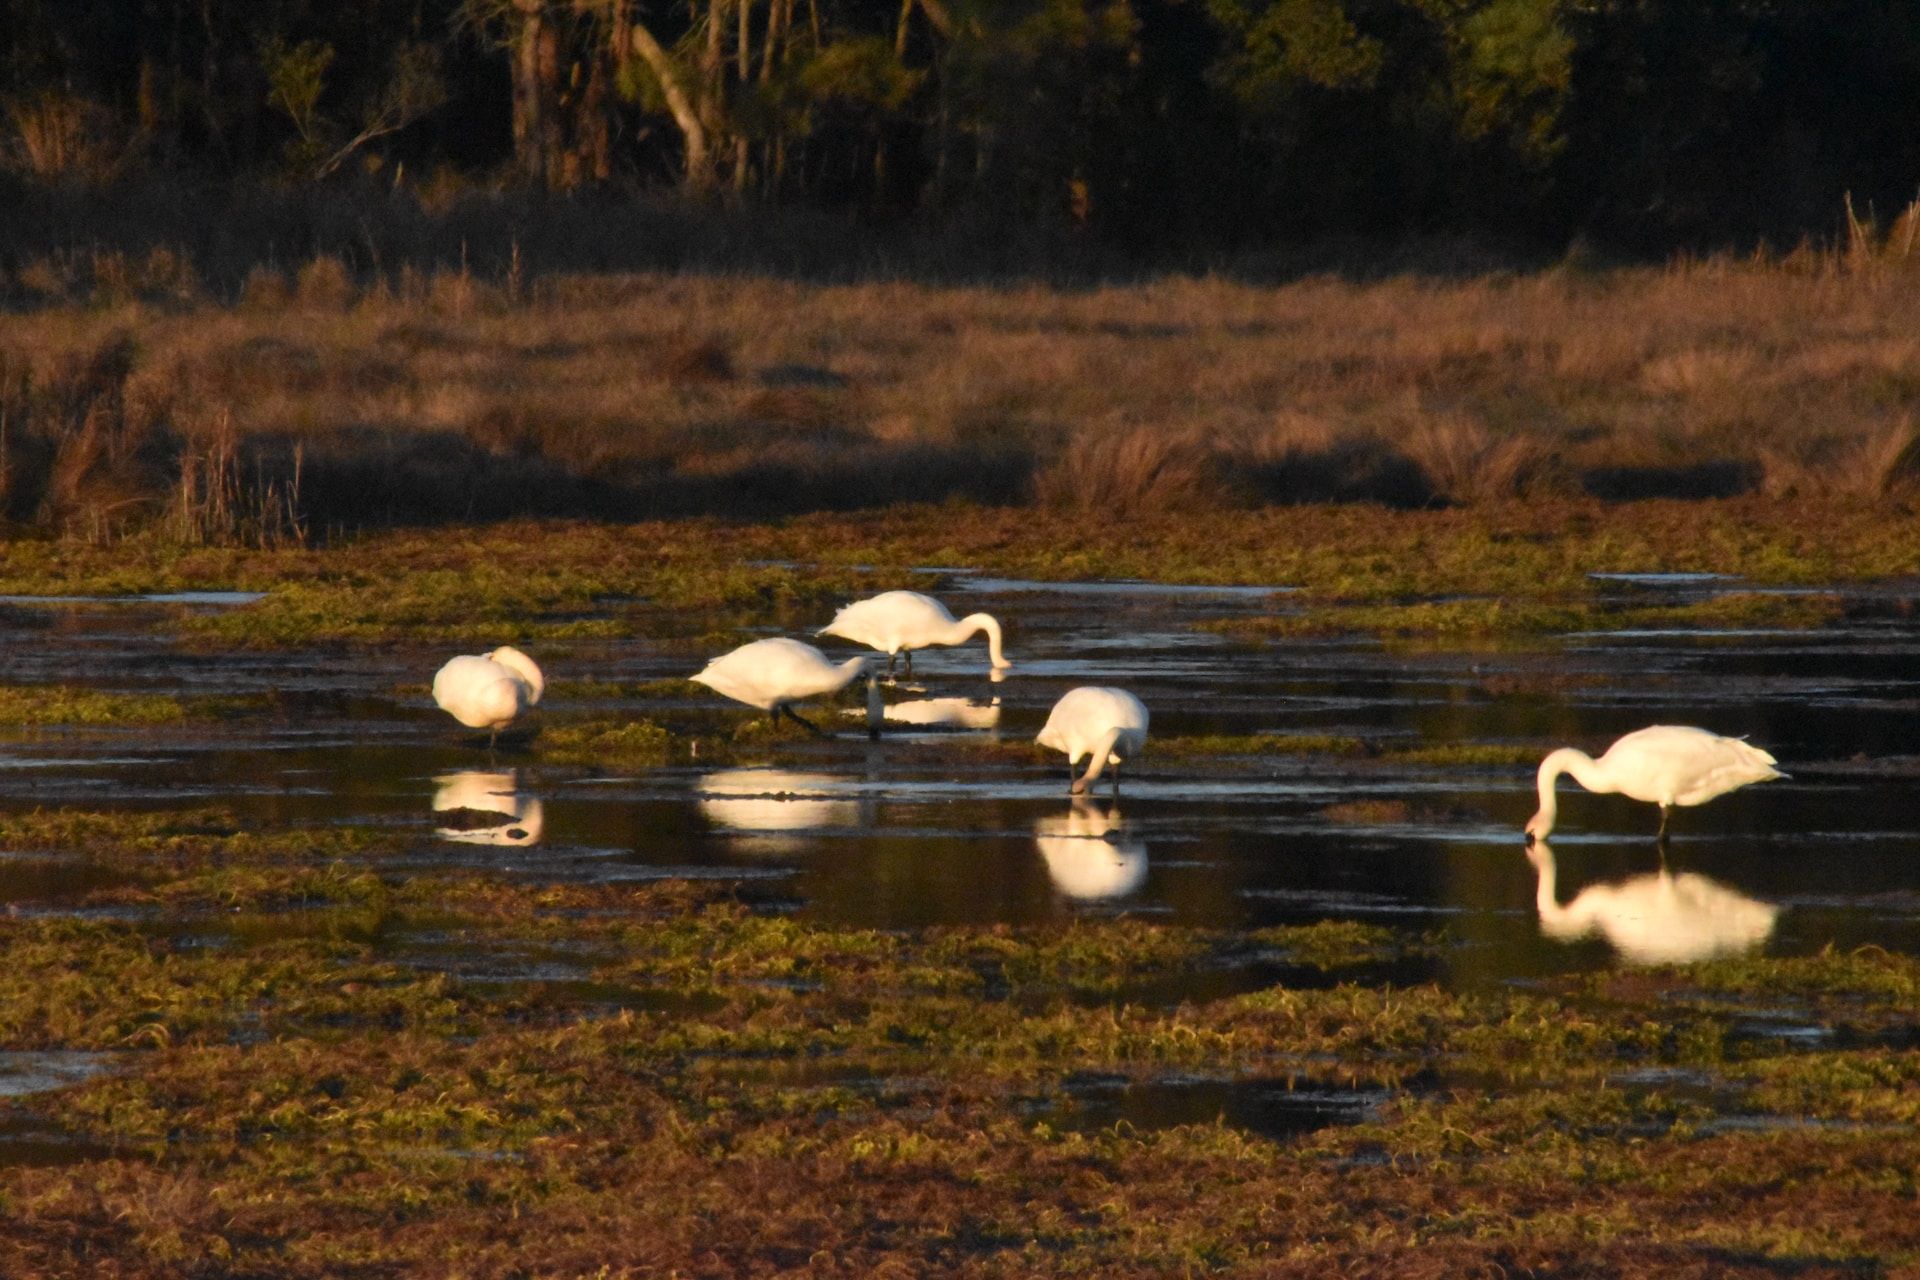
(1, 572, 1916, 994)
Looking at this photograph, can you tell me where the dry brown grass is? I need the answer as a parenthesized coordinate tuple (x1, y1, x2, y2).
(1033, 424, 1236, 514)
(3, 254, 1919, 537)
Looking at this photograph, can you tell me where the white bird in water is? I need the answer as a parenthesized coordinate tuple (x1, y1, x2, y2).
(691, 637, 882, 738)
(1525, 724, 1784, 842)
(1527, 840, 1778, 965)
(1034, 798, 1148, 900)
(432, 646, 544, 746)
(818, 590, 1011, 678)
(1037, 686, 1149, 795)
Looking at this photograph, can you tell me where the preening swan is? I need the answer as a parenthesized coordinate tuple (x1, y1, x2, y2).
(1037, 687, 1149, 795)
(431, 770, 544, 847)
(691, 637, 882, 738)
(432, 646, 544, 745)
(1525, 725, 1783, 841)
(1527, 840, 1778, 965)
(819, 590, 1011, 677)
(1034, 798, 1148, 900)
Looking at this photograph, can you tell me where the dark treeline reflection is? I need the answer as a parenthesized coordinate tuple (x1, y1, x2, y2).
(4, 0, 1919, 262)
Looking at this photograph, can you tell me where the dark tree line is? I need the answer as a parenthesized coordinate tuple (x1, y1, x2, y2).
(4, 0, 1919, 253)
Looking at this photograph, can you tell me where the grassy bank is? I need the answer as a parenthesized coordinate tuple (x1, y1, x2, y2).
(0, 497, 1916, 1274)
(0, 501, 1913, 651)
(0, 808, 1914, 1276)
(3, 260, 1919, 539)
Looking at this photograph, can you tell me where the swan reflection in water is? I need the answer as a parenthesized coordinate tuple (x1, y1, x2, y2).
(1034, 798, 1148, 900)
(432, 770, 544, 847)
(697, 769, 864, 838)
(1527, 840, 1778, 965)
(847, 696, 1002, 731)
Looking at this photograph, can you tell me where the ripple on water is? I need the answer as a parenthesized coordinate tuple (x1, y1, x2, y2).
(0, 1051, 116, 1098)
(0, 1052, 120, 1168)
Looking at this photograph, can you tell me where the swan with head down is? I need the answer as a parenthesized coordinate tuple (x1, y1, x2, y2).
(818, 591, 1010, 678)
(1526, 725, 1783, 842)
(1037, 687, 1149, 796)
(691, 637, 883, 738)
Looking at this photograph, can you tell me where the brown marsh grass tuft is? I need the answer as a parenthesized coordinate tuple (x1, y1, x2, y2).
(1033, 424, 1238, 515)
(1398, 409, 1560, 505)
(1759, 414, 1920, 500)
(3, 91, 125, 183)
(293, 256, 356, 311)
(0, 335, 311, 545)
(0, 334, 176, 540)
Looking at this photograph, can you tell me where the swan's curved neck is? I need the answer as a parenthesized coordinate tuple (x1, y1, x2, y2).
(949, 613, 1009, 667)
(1075, 726, 1126, 792)
(1535, 747, 1613, 829)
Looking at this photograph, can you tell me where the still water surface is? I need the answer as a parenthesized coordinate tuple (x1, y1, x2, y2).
(2, 575, 1918, 997)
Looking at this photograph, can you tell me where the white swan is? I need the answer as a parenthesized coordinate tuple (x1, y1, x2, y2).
(1037, 687, 1149, 795)
(432, 646, 544, 744)
(1525, 725, 1783, 841)
(690, 637, 882, 737)
(818, 590, 1010, 677)
(1034, 798, 1148, 900)
(432, 770, 544, 847)
(1527, 840, 1778, 965)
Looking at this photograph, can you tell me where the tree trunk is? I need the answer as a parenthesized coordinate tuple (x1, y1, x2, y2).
(628, 20, 715, 190)
(510, 0, 562, 185)
(732, 0, 751, 191)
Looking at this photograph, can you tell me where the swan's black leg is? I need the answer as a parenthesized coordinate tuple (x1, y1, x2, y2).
(1656, 805, 1672, 844)
(783, 706, 826, 737)
(886, 652, 896, 677)
(903, 650, 913, 678)
(1110, 761, 1121, 797)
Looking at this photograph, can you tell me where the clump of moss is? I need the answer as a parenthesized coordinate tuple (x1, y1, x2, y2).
(540, 717, 681, 766)
(1247, 920, 1412, 970)
(0, 685, 190, 727)
(1382, 741, 1540, 766)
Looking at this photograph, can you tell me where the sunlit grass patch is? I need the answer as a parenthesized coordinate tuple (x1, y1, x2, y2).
(1208, 587, 1851, 642)
(1689, 945, 1920, 1009)
(538, 717, 682, 767)
(0, 834, 1915, 1276)
(1247, 920, 1411, 969)
(0, 685, 189, 726)
(1380, 741, 1541, 766)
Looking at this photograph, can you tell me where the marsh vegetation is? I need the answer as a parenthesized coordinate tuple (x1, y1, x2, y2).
(4, 256, 1920, 543)
(0, 546, 1916, 1275)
